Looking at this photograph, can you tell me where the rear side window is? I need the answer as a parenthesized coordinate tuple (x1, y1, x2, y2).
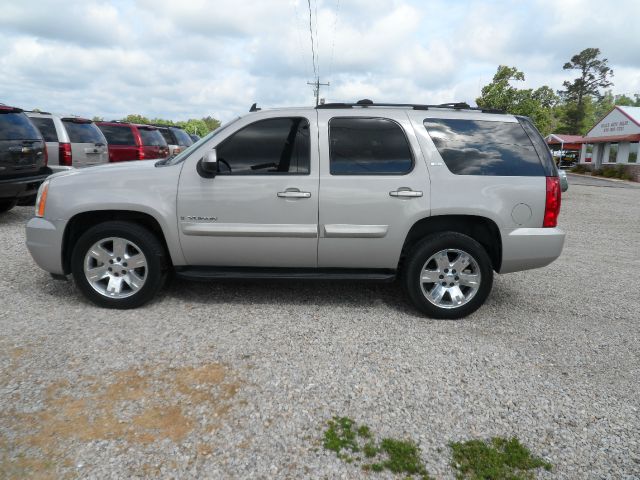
(30, 117, 58, 142)
(329, 117, 413, 175)
(423, 118, 546, 176)
(63, 121, 106, 144)
(171, 128, 193, 147)
(138, 128, 166, 146)
(0, 113, 41, 141)
(98, 125, 135, 145)
(216, 117, 310, 175)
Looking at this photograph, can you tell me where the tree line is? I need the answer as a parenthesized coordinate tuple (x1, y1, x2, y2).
(91, 114, 221, 137)
(475, 48, 635, 136)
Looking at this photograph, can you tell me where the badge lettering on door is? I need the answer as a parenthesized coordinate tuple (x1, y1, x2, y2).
(181, 216, 217, 222)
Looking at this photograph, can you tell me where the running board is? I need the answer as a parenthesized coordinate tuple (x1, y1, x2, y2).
(174, 267, 396, 282)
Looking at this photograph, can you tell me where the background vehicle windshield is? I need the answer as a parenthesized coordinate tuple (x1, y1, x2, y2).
(139, 128, 167, 146)
(63, 121, 106, 144)
(0, 113, 41, 140)
(164, 117, 242, 165)
(171, 128, 193, 147)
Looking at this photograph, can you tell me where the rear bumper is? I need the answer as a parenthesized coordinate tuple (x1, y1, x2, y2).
(25, 216, 66, 275)
(500, 227, 565, 274)
(0, 170, 51, 200)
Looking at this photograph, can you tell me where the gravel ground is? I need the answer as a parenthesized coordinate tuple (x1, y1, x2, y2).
(1, 180, 639, 479)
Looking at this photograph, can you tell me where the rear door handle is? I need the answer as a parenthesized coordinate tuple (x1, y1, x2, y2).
(389, 189, 423, 198)
(277, 189, 311, 199)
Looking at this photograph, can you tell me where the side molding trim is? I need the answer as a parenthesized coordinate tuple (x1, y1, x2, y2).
(323, 224, 388, 238)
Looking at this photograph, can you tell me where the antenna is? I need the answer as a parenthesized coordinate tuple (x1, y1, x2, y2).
(307, 78, 330, 106)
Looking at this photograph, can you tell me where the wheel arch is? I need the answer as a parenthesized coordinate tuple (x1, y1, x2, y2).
(400, 215, 502, 272)
(62, 210, 173, 275)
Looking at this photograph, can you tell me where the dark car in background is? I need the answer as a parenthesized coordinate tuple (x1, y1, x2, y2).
(155, 125, 193, 156)
(26, 112, 108, 167)
(0, 105, 50, 213)
(96, 121, 170, 162)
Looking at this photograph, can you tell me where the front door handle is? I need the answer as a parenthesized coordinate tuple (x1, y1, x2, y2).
(389, 189, 423, 198)
(277, 189, 311, 199)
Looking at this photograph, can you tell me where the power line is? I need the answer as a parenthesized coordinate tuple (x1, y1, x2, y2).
(306, 0, 317, 80)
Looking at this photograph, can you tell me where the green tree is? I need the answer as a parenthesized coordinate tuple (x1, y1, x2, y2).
(122, 114, 151, 124)
(92, 116, 104, 122)
(614, 93, 640, 107)
(476, 66, 559, 135)
(558, 48, 613, 132)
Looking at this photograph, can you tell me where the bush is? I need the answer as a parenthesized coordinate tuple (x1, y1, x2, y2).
(592, 168, 604, 176)
(602, 167, 617, 178)
(571, 164, 588, 174)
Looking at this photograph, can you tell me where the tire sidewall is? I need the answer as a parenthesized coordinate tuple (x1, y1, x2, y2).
(403, 232, 493, 319)
(71, 221, 166, 309)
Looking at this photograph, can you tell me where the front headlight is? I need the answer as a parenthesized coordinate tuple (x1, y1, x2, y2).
(35, 180, 50, 218)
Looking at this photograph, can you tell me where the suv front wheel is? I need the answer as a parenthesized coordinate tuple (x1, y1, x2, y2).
(71, 221, 167, 309)
(403, 232, 493, 319)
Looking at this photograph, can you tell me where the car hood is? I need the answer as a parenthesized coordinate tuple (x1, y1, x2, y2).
(48, 160, 164, 182)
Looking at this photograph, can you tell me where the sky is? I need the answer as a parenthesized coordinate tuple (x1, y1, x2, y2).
(1, 0, 639, 122)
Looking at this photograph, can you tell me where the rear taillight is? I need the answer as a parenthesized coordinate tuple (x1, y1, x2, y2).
(59, 142, 72, 166)
(137, 146, 145, 160)
(543, 176, 561, 227)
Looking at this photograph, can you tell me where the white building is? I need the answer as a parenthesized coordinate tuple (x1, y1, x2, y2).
(579, 106, 640, 167)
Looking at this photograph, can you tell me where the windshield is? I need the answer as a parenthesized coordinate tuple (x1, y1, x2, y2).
(161, 117, 242, 165)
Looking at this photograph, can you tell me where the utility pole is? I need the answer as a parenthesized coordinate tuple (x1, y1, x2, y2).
(307, 78, 330, 106)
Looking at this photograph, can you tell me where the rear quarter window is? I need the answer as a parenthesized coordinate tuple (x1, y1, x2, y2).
(97, 125, 136, 145)
(138, 128, 167, 146)
(63, 121, 106, 144)
(0, 113, 42, 141)
(423, 118, 546, 176)
(29, 117, 59, 142)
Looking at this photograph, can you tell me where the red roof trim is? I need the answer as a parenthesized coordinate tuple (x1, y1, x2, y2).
(579, 133, 640, 143)
(615, 106, 640, 128)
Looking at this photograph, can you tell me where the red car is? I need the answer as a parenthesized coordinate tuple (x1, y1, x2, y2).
(96, 122, 170, 162)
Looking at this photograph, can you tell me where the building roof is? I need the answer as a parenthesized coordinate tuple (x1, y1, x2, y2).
(586, 105, 640, 136)
(546, 134, 584, 144)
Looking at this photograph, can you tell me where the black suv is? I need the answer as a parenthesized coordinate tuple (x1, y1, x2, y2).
(0, 105, 50, 213)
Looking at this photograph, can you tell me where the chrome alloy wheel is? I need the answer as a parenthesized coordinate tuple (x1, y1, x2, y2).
(83, 237, 148, 299)
(419, 248, 481, 309)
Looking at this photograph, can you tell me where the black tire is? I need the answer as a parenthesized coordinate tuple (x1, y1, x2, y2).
(0, 199, 17, 214)
(71, 221, 168, 309)
(402, 232, 493, 319)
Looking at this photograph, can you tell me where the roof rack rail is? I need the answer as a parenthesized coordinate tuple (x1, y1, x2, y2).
(316, 100, 505, 114)
(24, 110, 52, 115)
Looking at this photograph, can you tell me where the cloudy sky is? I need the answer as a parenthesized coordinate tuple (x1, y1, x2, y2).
(1, 0, 638, 122)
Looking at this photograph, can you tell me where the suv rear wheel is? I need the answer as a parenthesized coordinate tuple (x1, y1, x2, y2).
(71, 221, 167, 309)
(403, 232, 493, 319)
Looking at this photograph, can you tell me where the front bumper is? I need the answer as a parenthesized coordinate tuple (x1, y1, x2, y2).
(500, 227, 566, 274)
(26, 216, 66, 275)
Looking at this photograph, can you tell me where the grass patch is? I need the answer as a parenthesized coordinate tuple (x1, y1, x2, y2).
(323, 417, 360, 458)
(323, 417, 431, 479)
(450, 437, 552, 480)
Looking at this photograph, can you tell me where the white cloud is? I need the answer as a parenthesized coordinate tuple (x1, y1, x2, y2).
(0, 0, 638, 122)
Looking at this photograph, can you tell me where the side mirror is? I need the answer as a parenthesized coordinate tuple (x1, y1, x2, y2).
(197, 149, 218, 178)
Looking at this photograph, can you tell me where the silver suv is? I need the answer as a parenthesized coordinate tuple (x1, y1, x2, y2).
(26, 101, 565, 319)
(26, 112, 108, 167)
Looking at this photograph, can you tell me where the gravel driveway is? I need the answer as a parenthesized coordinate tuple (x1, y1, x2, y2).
(1, 180, 639, 479)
